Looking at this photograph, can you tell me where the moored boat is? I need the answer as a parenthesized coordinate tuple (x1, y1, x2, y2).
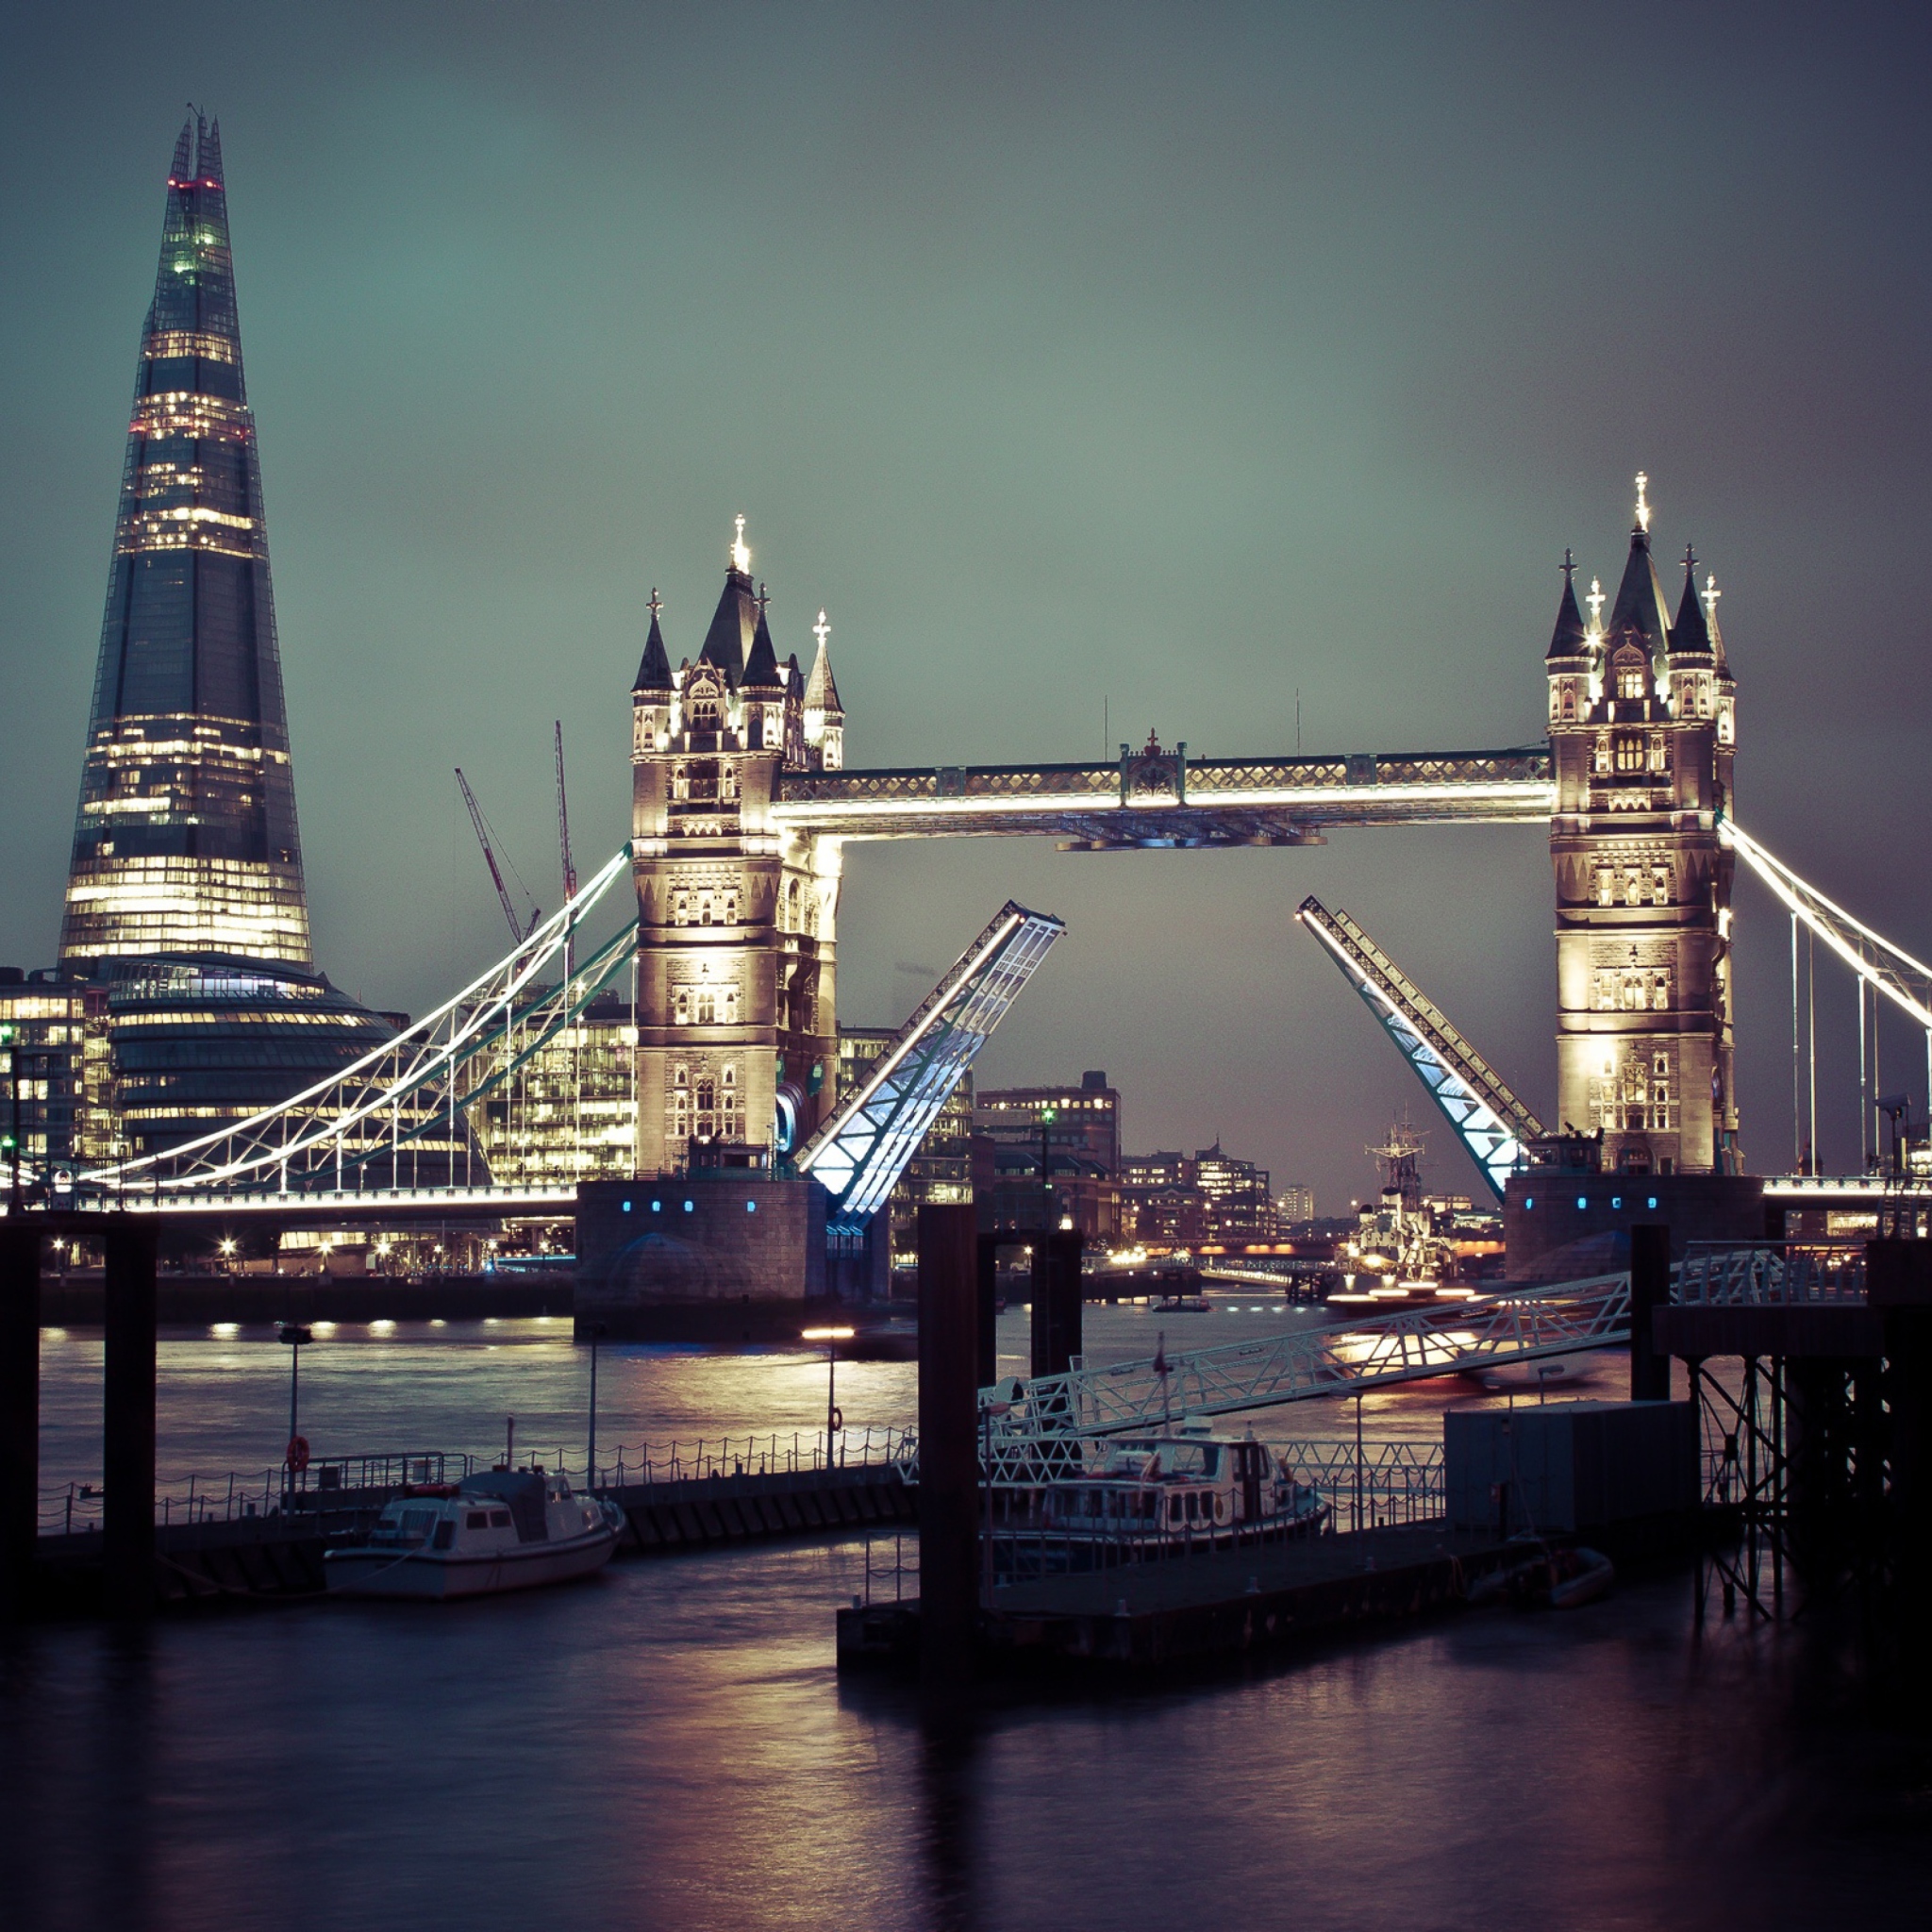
(324, 1467, 624, 1600)
(1027, 1423, 1331, 1552)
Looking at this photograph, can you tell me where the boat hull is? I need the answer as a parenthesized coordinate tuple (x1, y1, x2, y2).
(324, 1526, 619, 1601)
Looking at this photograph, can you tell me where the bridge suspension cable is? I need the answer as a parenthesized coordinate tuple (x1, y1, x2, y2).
(1722, 817, 1932, 1166)
(1723, 819, 1932, 1032)
(78, 845, 638, 1196)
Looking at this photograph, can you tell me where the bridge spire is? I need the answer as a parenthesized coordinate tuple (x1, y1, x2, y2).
(1671, 544, 1712, 658)
(1545, 550, 1587, 659)
(634, 588, 674, 691)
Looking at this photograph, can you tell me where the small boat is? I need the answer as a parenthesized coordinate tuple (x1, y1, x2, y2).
(1467, 1540, 1615, 1611)
(325, 1467, 625, 1600)
(1154, 1293, 1213, 1313)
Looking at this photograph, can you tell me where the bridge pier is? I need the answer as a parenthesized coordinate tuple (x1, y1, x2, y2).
(0, 1223, 38, 1620)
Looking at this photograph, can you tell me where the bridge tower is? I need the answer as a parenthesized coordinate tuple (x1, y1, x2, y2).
(628, 522, 846, 1175)
(1546, 480, 1741, 1176)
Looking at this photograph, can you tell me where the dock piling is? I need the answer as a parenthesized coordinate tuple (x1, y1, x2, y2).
(103, 1220, 158, 1617)
(1031, 1230, 1082, 1379)
(0, 1223, 39, 1620)
(1629, 1223, 1672, 1402)
(919, 1204, 979, 1690)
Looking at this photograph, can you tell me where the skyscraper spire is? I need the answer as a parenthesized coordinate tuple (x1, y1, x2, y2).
(59, 118, 309, 967)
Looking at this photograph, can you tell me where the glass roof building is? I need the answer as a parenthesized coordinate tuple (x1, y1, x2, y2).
(59, 114, 309, 970)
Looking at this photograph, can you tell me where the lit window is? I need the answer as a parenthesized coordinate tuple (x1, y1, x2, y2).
(1615, 659, 1646, 701)
(1612, 733, 1645, 774)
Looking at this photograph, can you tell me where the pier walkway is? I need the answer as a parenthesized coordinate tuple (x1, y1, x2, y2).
(839, 1523, 1520, 1673)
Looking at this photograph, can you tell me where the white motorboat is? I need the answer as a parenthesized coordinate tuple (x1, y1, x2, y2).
(325, 1467, 625, 1600)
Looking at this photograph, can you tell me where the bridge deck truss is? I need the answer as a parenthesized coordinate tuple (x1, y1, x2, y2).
(774, 746, 1555, 844)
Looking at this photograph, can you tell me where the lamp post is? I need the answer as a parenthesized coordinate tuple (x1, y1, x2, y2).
(802, 1325, 855, 1467)
(278, 1323, 313, 1504)
(585, 1322, 608, 1490)
(1040, 1105, 1057, 1232)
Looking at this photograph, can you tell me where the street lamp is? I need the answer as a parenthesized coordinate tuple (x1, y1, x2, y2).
(278, 1322, 314, 1503)
(585, 1322, 608, 1490)
(1040, 1104, 1058, 1231)
(802, 1325, 856, 1466)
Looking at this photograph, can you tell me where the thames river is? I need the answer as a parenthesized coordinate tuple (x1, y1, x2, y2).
(5, 1312, 1926, 1928)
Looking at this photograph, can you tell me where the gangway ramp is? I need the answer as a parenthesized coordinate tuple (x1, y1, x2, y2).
(980, 1274, 1633, 1477)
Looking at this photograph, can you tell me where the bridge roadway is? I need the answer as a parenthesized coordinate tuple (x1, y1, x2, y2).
(772, 746, 1556, 845)
(3, 1170, 1908, 1232)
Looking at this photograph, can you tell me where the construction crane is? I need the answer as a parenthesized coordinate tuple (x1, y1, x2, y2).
(455, 767, 541, 943)
(1297, 895, 1543, 1203)
(554, 721, 578, 903)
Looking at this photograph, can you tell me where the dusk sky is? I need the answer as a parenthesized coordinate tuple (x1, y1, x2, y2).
(3, 3, 1928, 1210)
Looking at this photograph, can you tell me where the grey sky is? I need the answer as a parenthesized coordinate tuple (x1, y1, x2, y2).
(3, 3, 1927, 1209)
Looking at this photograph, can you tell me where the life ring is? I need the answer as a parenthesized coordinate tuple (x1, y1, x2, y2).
(829, 1406, 844, 1435)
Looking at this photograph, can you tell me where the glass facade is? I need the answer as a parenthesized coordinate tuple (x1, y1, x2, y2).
(59, 115, 309, 969)
(100, 958, 393, 1158)
(476, 991, 641, 1188)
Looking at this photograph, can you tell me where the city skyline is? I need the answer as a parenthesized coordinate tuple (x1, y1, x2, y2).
(3, 7, 1929, 1208)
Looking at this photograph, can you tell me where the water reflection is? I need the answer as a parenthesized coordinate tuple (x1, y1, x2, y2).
(3, 1530, 1926, 1927)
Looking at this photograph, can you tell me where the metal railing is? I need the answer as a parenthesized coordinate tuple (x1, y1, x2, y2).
(1674, 1241, 1867, 1306)
(37, 1425, 917, 1536)
(38, 1449, 476, 1537)
(596, 1425, 914, 1491)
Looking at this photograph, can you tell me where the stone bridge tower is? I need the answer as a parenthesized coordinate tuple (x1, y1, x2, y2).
(628, 521, 846, 1175)
(1545, 480, 1741, 1175)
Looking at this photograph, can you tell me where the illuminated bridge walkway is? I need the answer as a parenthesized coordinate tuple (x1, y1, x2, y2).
(976, 1243, 1868, 1478)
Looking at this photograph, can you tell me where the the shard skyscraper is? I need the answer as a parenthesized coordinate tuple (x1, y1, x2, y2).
(59, 113, 310, 968)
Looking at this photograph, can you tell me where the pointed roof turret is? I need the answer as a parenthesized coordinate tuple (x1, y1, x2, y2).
(742, 586, 782, 691)
(1670, 546, 1712, 658)
(1703, 572, 1730, 674)
(633, 589, 673, 692)
(804, 608, 843, 715)
(697, 516, 757, 684)
(1606, 474, 1674, 651)
(1546, 549, 1588, 659)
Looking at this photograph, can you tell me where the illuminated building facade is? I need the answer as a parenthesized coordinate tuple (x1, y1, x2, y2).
(60, 116, 309, 970)
(1546, 480, 1740, 1175)
(102, 958, 396, 1158)
(974, 1072, 1122, 1175)
(0, 972, 112, 1174)
(839, 1028, 974, 1265)
(629, 524, 846, 1174)
(1275, 1183, 1315, 1227)
(476, 990, 640, 1188)
(1119, 1145, 1274, 1248)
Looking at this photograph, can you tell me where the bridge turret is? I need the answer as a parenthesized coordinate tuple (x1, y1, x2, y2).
(1544, 551, 1591, 728)
(803, 610, 845, 772)
(1547, 477, 1741, 1180)
(631, 591, 675, 758)
(628, 522, 844, 1175)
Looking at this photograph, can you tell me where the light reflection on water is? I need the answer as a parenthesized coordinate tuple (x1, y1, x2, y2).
(0, 1542, 1922, 1930)
(36, 1301, 1643, 1491)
